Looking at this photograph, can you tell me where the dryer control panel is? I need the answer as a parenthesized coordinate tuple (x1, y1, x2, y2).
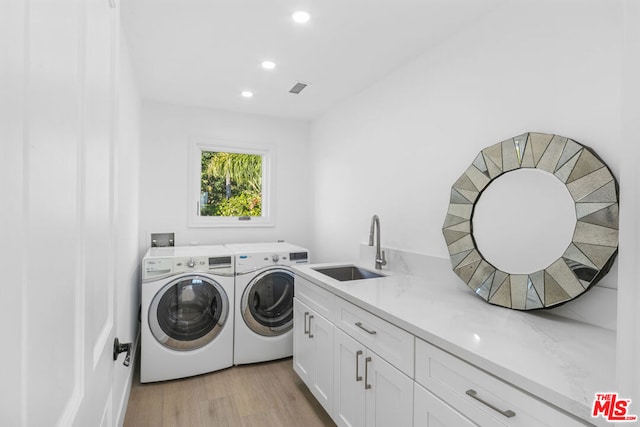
(143, 258, 173, 281)
(173, 256, 233, 273)
(143, 255, 234, 282)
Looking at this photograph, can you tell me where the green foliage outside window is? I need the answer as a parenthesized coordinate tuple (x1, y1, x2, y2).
(200, 151, 262, 217)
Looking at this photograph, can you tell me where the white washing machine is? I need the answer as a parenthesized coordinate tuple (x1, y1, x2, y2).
(140, 245, 235, 382)
(225, 242, 310, 365)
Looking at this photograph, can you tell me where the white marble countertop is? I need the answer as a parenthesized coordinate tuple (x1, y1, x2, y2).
(293, 257, 616, 426)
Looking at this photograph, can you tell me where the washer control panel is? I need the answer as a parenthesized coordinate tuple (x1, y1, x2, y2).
(235, 251, 309, 271)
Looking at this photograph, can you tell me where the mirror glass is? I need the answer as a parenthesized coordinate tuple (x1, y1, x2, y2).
(472, 168, 576, 273)
(443, 132, 619, 310)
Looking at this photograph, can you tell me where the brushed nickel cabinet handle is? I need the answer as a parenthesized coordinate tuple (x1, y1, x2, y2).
(355, 350, 363, 382)
(308, 315, 314, 338)
(304, 312, 309, 335)
(355, 322, 377, 335)
(364, 356, 372, 390)
(465, 389, 515, 418)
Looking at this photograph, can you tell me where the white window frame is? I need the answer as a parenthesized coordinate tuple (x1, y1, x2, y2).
(188, 137, 275, 228)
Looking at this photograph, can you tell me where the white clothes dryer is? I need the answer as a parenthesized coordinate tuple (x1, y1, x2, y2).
(225, 242, 309, 365)
(140, 245, 234, 382)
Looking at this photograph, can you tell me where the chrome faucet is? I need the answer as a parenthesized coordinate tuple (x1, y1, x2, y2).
(369, 214, 387, 270)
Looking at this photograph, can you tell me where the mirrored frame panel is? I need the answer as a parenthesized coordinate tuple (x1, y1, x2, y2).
(442, 132, 619, 310)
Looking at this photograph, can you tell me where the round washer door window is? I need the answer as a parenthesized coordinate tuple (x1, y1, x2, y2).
(241, 268, 294, 336)
(149, 275, 229, 351)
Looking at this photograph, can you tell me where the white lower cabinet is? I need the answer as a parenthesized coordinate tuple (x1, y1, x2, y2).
(415, 338, 587, 427)
(294, 276, 593, 427)
(293, 299, 335, 415)
(333, 328, 413, 427)
(414, 383, 477, 427)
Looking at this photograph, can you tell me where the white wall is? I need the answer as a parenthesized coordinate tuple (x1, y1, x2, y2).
(113, 23, 142, 426)
(617, 0, 640, 407)
(310, 0, 622, 263)
(139, 101, 312, 251)
(0, 0, 25, 424)
(310, 0, 623, 328)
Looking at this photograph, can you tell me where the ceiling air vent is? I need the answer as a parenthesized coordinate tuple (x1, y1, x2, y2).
(289, 82, 308, 94)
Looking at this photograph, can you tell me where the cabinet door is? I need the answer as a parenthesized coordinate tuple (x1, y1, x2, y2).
(364, 351, 413, 427)
(293, 299, 313, 385)
(310, 307, 334, 415)
(414, 383, 477, 427)
(334, 328, 366, 427)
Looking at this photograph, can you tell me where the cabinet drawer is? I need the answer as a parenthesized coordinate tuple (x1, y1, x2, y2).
(295, 276, 335, 321)
(334, 297, 414, 377)
(414, 382, 477, 427)
(415, 339, 586, 427)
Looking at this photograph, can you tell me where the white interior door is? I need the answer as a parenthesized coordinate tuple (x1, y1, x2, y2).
(74, 0, 119, 425)
(0, 0, 123, 425)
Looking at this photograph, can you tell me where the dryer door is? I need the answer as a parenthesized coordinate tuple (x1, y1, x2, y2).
(149, 275, 229, 350)
(241, 268, 294, 336)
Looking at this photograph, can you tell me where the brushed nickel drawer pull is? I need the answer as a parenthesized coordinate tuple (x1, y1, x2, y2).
(364, 356, 372, 389)
(304, 312, 309, 335)
(355, 322, 377, 335)
(466, 389, 516, 418)
(355, 350, 363, 382)
(308, 315, 314, 338)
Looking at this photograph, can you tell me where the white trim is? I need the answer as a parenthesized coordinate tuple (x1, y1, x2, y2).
(20, 0, 30, 423)
(617, 0, 640, 404)
(99, 389, 113, 427)
(115, 330, 140, 427)
(58, 0, 87, 423)
(188, 136, 276, 228)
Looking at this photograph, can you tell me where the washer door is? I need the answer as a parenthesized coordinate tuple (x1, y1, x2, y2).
(149, 275, 229, 351)
(241, 268, 294, 336)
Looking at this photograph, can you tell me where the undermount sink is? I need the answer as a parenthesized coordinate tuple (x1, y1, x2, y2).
(312, 265, 385, 281)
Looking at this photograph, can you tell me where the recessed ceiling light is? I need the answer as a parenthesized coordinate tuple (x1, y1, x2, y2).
(292, 11, 310, 24)
(241, 91, 253, 98)
(261, 60, 276, 70)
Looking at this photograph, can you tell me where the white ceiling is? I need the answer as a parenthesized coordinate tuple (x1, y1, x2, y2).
(121, 0, 504, 120)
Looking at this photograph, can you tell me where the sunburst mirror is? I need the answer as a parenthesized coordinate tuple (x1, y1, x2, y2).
(442, 132, 619, 310)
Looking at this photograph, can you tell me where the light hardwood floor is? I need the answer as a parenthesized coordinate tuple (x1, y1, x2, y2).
(124, 357, 336, 427)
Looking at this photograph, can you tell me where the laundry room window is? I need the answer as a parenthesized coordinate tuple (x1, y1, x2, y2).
(189, 139, 274, 227)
